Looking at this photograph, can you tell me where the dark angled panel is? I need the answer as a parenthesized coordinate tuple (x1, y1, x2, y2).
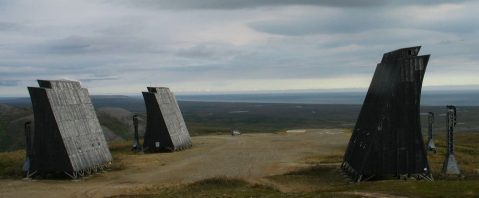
(142, 87, 192, 152)
(28, 86, 72, 173)
(341, 46, 432, 182)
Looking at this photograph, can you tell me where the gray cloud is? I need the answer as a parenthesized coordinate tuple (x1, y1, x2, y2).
(47, 36, 92, 54)
(41, 35, 165, 55)
(249, 13, 391, 36)
(79, 76, 119, 82)
(0, 0, 478, 96)
(162, 65, 222, 72)
(176, 44, 224, 58)
(175, 43, 242, 60)
(115, 0, 471, 10)
(0, 21, 20, 31)
(0, 80, 21, 87)
(117, 0, 378, 9)
(249, 3, 479, 36)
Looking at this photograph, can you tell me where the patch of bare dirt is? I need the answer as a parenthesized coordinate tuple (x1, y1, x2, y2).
(0, 129, 350, 198)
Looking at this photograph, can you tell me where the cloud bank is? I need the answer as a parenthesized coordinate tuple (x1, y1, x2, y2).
(0, 0, 478, 96)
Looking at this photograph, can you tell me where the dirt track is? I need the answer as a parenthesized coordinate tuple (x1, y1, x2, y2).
(0, 129, 350, 198)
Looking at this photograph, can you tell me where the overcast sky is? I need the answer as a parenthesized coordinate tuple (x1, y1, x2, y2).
(0, 0, 478, 96)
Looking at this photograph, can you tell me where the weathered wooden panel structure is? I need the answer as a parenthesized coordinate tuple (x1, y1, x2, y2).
(142, 87, 192, 152)
(341, 46, 432, 182)
(27, 80, 112, 178)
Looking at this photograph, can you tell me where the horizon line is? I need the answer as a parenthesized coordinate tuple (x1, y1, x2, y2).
(1, 84, 478, 98)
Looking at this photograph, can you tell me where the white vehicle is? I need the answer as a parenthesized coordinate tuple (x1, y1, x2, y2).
(231, 129, 241, 136)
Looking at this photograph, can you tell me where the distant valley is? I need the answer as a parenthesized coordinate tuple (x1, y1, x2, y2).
(1, 93, 479, 152)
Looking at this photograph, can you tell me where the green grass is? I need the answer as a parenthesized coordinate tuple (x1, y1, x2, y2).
(0, 121, 5, 147)
(109, 177, 359, 198)
(349, 180, 479, 198)
(428, 133, 479, 177)
(266, 162, 479, 198)
(0, 121, 4, 135)
(273, 167, 473, 197)
(107, 140, 141, 171)
(0, 105, 32, 151)
(108, 140, 134, 154)
(151, 177, 287, 198)
(97, 113, 131, 139)
(0, 150, 25, 178)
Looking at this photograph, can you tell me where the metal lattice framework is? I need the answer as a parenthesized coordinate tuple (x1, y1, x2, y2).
(341, 46, 433, 182)
(27, 80, 112, 179)
(142, 87, 192, 152)
(443, 105, 460, 175)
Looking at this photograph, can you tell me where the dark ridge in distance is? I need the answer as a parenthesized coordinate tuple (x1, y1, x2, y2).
(0, 90, 478, 109)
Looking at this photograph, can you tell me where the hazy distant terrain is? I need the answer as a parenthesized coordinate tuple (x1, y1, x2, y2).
(0, 104, 32, 152)
(2, 89, 479, 108)
(1, 93, 479, 152)
(176, 90, 479, 106)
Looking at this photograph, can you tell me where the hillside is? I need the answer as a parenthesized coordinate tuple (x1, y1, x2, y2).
(0, 104, 136, 151)
(0, 104, 32, 151)
(2, 95, 479, 133)
(2, 99, 479, 152)
(97, 107, 137, 141)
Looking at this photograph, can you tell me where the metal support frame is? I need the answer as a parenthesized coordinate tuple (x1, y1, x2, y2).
(63, 161, 111, 180)
(131, 114, 143, 152)
(442, 105, 461, 175)
(23, 121, 34, 179)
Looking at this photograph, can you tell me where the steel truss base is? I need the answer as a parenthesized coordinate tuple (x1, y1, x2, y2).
(25, 161, 112, 180)
(340, 162, 433, 183)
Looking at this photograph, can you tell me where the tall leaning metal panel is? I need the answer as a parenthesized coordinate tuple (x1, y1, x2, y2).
(142, 87, 192, 152)
(341, 46, 432, 182)
(27, 80, 112, 178)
